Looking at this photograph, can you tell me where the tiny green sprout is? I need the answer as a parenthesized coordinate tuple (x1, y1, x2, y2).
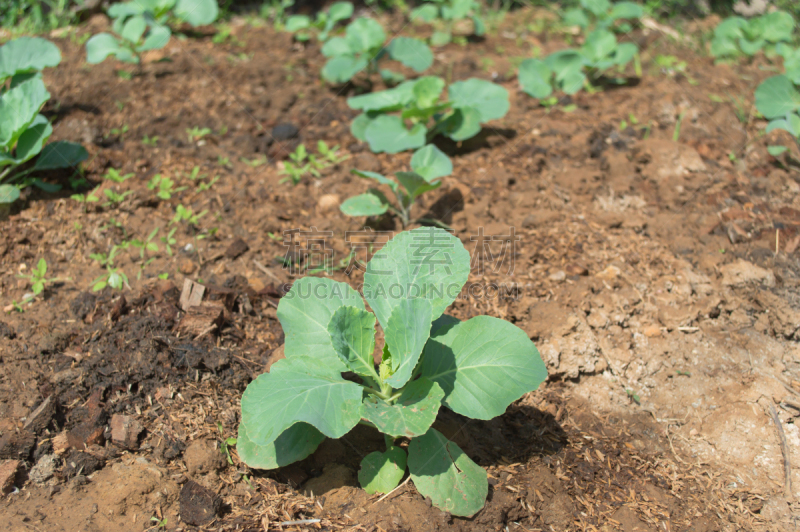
(768, 145, 788, 157)
(220, 436, 237, 465)
(267, 232, 282, 242)
(103, 189, 134, 206)
(149, 516, 168, 530)
(186, 127, 212, 143)
(160, 227, 178, 256)
(130, 228, 160, 260)
(171, 204, 207, 226)
(90, 245, 129, 292)
(672, 111, 686, 142)
(148, 174, 186, 200)
(237, 228, 547, 516)
(619, 120, 627, 130)
(625, 388, 641, 404)
(103, 168, 134, 183)
(17, 258, 69, 296)
(240, 156, 267, 167)
(676, 370, 691, 377)
(217, 155, 231, 167)
(142, 135, 159, 146)
(728, 151, 737, 162)
(115, 100, 125, 111)
(71, 191, 100, 205)
(158, 272, 169, 280)
(316, 140, 349, 165)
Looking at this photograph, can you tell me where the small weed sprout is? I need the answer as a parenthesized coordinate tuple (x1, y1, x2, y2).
(18, 258, 69, 296)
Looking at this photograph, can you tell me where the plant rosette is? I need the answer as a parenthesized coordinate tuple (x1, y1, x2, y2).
(0, 37, 88, 205)
(348, 76, 509, 153)
(285, 1, 353, 42)
(409, 0, 486, 47)
(237, 227, 548, 516)
(710, 10, 795, 60)
(561, 0, 643, 34)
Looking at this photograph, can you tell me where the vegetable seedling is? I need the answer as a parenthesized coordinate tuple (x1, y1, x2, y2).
(710, 11, 795, 61)
(348, 76, 510, 153)
(755, 75, 800, 153)
(560, 0, 643, 34)
(103, 167, 134, 183)
(17, 258, 69, 296)
(171, 204, 207, 226)
(284, 1, 353, 42)
(142, 135, 159, 146)
(341, 144, 452, 227)
(148, 174, 186, 200)
(90, 245, 129, 292)
(409, 0, 486, 47)
(237, 227, 547, 516)
(186, 126, 211, 143)
(0, 37, 88, 205)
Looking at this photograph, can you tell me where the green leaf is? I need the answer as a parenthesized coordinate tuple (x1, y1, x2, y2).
(380, 69, 405, 86)
(710, 37, 739, 59)
(364, 115, 426, 153)
(383, 297, 433, 387)
(387, 37, 433, 73)
(321, 37, 352, 57)
(353, 169, 399, 192)
(345, 17, 386, 53)
(762, 11, 795, 43)
(580, 0, 611, 16)
(328, 2, 354, 23)
(408, 427, 487, 517)
(714, 17, 746, 40)
(322, 55, 367, 83)
(121, 15, 147, 44)
(410, 145, 452, 181)
(285, 15, 311, 32)
(430, 31, 451, 47)
(738, 37, 764, 56)
(560, 69, 586, 95)
(348, 80, 417, 112)
(518, 58, 553, 99)
(361, 378, 443, 438)
(609, 2, 642, 21)
(412, 76, 445, 109)
(410, 4, 438, 22)
(0, 37, 61, 81)
(582, 29, 616, 62)
(175, 0, 219, 26)
(472, 15, 485, 36)
(0, 184, 20, 204)
(394, 171, 441, 201)
(138, 24, 171, 52)
(237, 420, 325, 469)
(0, 76, 49, 150)
(86, 33, 123, 64)
(278, 277, 366, 371)
(448, 78, 509, 122)
(420, 315, 548, 420)
(768, 145, 788, 156)
(359, 446, 407, 494)
(545, 50, 584, 81)
(14, 114, 52, 164)
(755, 75, 800, 120)
(340, 192, 390, 217)
(363, 227, 469, 332)
(33, 141, 88, 170)
(614, 42, 637, 67)
(350, 113, 373, 141)
(328, 305, 378, 378)
(562, 8, 588, 28)
(438, 106, 482, 142)
(240, 355, 363, 447)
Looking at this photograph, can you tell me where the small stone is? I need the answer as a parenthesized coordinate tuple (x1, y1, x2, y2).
(643, 325, 662, 338)
(110, 414, 144, 450)
(179, 259, 196, 275)
(180, 480, 223, 526)
(548, 270, 566, 283)
(317, 194, 341, 212)
(29, 454, 59, 484)
(271, 123, 299, 141)
(0, 460, 20, 496)
(224, 238, 249, 260)
(596, 265, 621, 281)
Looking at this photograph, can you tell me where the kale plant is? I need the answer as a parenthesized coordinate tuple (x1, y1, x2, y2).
(348, 76, 509, 153)
(0, 37, 88, 205)
(710, 11, 795, 60)
(285, 1, 353, 42)
(321, 17, 433, 84)
(86, 0, 219, 65)
(561, 0, 643, 34)
(518, 29, 637, 99)
(237, 227, 547, 516)
(410, 0, 485, 46)
(341, 145, 452, 226)
(755, 74, 800, 152)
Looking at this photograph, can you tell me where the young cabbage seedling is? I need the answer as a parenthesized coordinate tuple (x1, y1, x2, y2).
(321, 17, 433, 85)
(561, 0, 643, 34)
(237, 227, 547, 516)
(349, 76, 509, 154)
(284, 1, 353, 42)
(409, 0, 486, 47)
(755, 74, 800, 155)
(710, 10, 795, 61)
(340, 144, 452, 227)
(18, 258, 69, 296)
(0, 37, 88, 205)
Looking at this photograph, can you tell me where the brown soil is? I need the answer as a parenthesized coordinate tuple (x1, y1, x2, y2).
(2, 7, 800, 531)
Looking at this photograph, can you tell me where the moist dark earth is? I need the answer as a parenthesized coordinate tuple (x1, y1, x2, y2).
(1, 7, 800, 531)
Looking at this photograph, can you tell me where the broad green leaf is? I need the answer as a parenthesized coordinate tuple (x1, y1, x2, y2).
(361, 378, 443, 438)
(31, 179, 61, 193)
(383, 297, 433, 387)
(438, 106, 482, 142)
(614, 42, 637, 67)
(121, 15, 147, 44)
(710, 37, 739, 59)
(240, 355, 363, 447)
(285, 15, 311, 32)
(363, 227, 469, 332)
(353, 169, 399, 192)
(321, 37, 352, 57)
(768, 145, 788, 156)
(430, 31, 452, 47)
(0, 76, 49, 150)
(359, 446, 407, 494)
(765, 118, 791, 135)
(138, 24, 171, 51)
(364, 115, 426, 153)
(583, 29, 616, 62)
(408, 427, 487, 517)
(340, 192, 390, 217)
(410, 4, 438, 22)
(380, 69, 405, 86)
(580, 0, 611, 16)
(448, 78, 509, 122)
(609, 2, 642, 21)
(14, 115, 52, 164)
(345, 17, 385, 52)
(348, 80, 417, 111)
(789, 113, 800, 137)
(762, 11, 794, 43)
(33, 141, 88, 170)
(420, 315, 547, 419)
(519, 58, 553, 99)
(387, 37, 433, 73)
(278, 277, 365, 371)
(562, 8, 588, 28)
(545, 50, 584, 81)
(0, 185, 20, 204)
(738, 37, 764, 56)
(755, 75, 800, 120)
(0, 37, 61, 81)
(412, 76, 445, 109)
(322, 55, 367, 83)
(394, 171, 441, 200)
(237, 421, 325, 470)
(445, 0, 473, 19)
(410, 145, 452, 181)
(86, 33, 122, 64)
(351, 113, 373, 141)
(472, 15, 485, 36)
(175, 0, 219, 26)
(560, 69, 586, 95)
(328, 305, 378, 378)
(328, 2, 354, 23)
(714, 16, 745, 40)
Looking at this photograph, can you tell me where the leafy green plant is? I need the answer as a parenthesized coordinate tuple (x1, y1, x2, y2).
(0, 37, 89, 205)
(321, 17, 433, 84)
(341, 145, 451, 227)
(142, 134, 159, 146)
(103, 167, 134, 183)
(710, 11, 795, 60)
(237, 227, 547, 516)
(410, 0, 485, 47)
(186, 126, 211, 143)
(172, 204, 207, 225)
(285, 1, 353, 41)
(90, 245, 129, 291)
(777, 43, 800, 84)
(103, 188, 133, 206)
(518, 29, 637, 99)
(86, 0, 219, 66)
(17, 258, 68, 296)
(755, 74, 800, 153)
(148, 174, 186, 200)
(279, 142, 349, 184)
(349, 76, 509, 153)
(560, 0, 642, 34)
